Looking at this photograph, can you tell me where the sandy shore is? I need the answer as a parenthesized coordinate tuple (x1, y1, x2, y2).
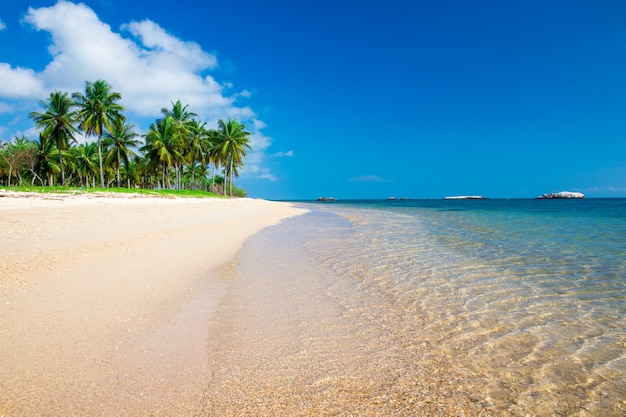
(0, 191, 307, 416)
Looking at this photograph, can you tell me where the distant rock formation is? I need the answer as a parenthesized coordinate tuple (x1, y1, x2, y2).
(444, 195, 488, 200)
(536, 191, 585, 199)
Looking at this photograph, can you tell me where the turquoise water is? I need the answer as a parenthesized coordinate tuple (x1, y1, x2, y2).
(292, 198, 626, 415)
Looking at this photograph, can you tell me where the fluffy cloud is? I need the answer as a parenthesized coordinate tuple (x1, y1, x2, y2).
(0, 0, 276, 180)
(20, 1, 230, 117)
(0, 64, 45, 99)
(123, 19, 217, 72)
(0, 18, 6, 31)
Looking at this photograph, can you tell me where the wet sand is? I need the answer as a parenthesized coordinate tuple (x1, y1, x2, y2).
(0, 191, 306, 416)
(200, 211, 496, 416)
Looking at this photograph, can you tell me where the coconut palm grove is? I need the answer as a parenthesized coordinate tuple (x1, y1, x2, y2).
(0, 79, 252, 197)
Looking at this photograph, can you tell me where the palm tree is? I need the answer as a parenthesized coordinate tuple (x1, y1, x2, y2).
(213, 119, 251, 196)
(141, 116, 183, 189)
(183, 162, 209, 189)
(33, 133, 60, 186)
(74, 142, 99, 187)
(29, 91, 78, 185)
(60, 145, 79, 186)
(121, 158, 141, 188)
(103, 118, 139, 187)
(161, 100, 196, 189)
(161, 100, 197, 126)
(135, 155, 157, 189)
(185, 119, 212, 189)
(73, 80, 125, 188)
(205, 128, 220, 188)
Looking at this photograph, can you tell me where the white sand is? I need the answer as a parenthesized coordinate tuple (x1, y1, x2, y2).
(0, 191, 307, 416)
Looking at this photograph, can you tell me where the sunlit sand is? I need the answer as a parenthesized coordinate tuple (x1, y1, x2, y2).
(0, 191, 306, 416)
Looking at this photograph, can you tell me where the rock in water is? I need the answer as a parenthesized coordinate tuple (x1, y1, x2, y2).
(536, 191, 585, 199)
(444, 196, 488, 200)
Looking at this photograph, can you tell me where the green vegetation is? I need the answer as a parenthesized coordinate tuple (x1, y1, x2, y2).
(1, 185, 225, 198)
(0, 79, 252, 197)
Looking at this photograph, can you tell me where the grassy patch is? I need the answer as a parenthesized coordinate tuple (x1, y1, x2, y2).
(2, 186, 226, 199)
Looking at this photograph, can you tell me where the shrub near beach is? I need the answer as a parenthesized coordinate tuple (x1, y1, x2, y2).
(0, 80, 251, 197)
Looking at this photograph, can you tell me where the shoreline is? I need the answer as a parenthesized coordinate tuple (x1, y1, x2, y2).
(200, 209, 495, 416)
(0, 193, 307, 416)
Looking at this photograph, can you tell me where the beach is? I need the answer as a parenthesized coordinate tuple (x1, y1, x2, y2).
(2, 195, 624, 416)
(0, 192, 307, 416)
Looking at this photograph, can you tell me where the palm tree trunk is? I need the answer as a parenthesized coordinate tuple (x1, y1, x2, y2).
(222, 167, 227, 196)
(59, 152, 64, 186)
(229, 158, 233, 197)
(97, 135, 104, 188)
(162, 163, 166, 189)
(191, 159, 196, 190)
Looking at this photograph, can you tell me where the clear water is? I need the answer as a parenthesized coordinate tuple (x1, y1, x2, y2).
(291, 198, 626, 415)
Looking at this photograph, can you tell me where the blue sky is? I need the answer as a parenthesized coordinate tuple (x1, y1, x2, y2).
(1, 0, 625, 199)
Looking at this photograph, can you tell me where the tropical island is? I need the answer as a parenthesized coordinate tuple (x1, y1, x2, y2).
(0, 79, 252, 197)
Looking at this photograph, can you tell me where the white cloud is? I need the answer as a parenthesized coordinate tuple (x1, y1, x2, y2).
(271, 150, 293, 157)
(122, 19, 217, 73)
(0, 63, 45, 98)
(248, 165, 277, 182)
(21, 1, 228, 117)
(350, 175, 391, 182)
(0, 0, 277, 181)
(238, 89, 252, 98)
(0, 18, 6, 31)
(245, 129, 274, 173)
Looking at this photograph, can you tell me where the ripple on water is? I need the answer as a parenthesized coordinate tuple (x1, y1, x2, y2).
(303, 204, 626, 416)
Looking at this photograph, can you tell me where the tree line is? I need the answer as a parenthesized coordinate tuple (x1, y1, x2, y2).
(0, 79, 252, 196)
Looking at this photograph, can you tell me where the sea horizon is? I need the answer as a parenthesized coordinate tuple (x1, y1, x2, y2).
(277, 196, 626, 202)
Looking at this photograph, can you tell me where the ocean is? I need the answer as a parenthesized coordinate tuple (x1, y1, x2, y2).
(203, 198, 626, 416)
(297, 198, 626, 415)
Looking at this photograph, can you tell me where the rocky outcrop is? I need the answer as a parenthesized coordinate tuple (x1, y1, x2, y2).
(536, 191, 585, 199)
(444, 195, 488, 200)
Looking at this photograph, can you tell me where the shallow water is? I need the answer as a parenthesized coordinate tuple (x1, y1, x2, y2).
(203, 199, 626, 416)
